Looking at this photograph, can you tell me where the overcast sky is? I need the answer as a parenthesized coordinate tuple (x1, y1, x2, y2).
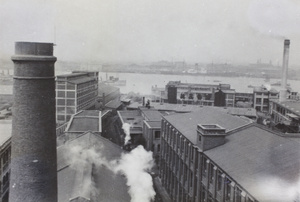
(1, 0, 300, 66)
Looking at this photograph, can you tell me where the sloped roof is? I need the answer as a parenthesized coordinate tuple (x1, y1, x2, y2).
(141, 110, 163, 121)
(204, 125, 300, 202)
(163, 107, 252, 144)
(57, 132, 130, 202)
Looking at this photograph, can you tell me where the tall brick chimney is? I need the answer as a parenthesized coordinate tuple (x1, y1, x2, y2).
(10, 42, 57, 202)
(280, 39, 290, 102)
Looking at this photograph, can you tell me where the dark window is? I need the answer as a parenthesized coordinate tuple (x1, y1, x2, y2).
(154, 131, 160, 139)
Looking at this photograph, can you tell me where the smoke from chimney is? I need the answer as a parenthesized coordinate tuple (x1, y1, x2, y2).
(280, 39, 290, 102)
(65, 142, 156, 202)
(123, 123, 132, 145)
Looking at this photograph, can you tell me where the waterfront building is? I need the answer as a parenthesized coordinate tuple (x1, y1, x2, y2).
(165, 81, 235, 107)
(269, 97, 300, 133)
(160, 107, 300, 202)
(253, 85, 279, 112)
(56, 71, 99, 124)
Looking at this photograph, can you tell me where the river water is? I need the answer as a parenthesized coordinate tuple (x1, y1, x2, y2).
(99, 72, 300, 95)
(1, 71, 300, 95)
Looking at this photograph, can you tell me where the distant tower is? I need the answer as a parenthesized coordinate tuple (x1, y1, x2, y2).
(10, 42, 57, 202)
(280, 39, 290, 102)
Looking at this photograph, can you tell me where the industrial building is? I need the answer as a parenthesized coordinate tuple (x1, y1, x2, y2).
(0, 120, 12, 202)
(253, 86, 279, 112)
(165, 81, 235, 107)
(160, 107, 300, 202)
(56, 71, 99, 124)
(269, 98, 300, 133)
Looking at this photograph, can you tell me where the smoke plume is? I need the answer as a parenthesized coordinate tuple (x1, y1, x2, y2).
(113, 145, 156, 202)
(123, 123, 132, 145)
(65, 141, 156, 202)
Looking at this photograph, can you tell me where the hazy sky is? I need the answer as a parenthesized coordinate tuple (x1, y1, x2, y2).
(1, 0, 300, 65)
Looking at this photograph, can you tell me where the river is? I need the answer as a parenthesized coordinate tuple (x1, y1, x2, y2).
(1, 71, 300, 95)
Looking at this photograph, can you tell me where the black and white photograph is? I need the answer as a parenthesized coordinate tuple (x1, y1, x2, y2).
(0, 0, 300, 201)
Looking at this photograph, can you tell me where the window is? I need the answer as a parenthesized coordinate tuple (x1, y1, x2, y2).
(57, 99, 65, 105)
(67, 91, 75, 98)
(56, 107, 65, 113)
(57, 115, 65, 121)
(225, 178, 232, 200)
(236, 187, 242, 202)
(217, 170, 223, 191)
(209, 163, 214, 184)
(154, 131, 160, 139)
(256, 98, 262, 104)
(157, 144, 160, 152)
(198, 134, 202, 142)
(67, 99, 75, 106)
(57, 91, 65, 97)
(202, 157, 207, 177)
(227, 94, 234, 99)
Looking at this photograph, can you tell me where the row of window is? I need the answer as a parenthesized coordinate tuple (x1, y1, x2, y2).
(160, 119, 255, 202)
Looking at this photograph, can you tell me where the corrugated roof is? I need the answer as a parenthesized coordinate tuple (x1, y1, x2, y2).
(164, 107, 252, 144)
(204, 125, 300, 202)
(57, 132, 130, 202)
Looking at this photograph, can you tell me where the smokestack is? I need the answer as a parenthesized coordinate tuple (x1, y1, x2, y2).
(10, 42, 57, 202)
(280, 39, 290, 102)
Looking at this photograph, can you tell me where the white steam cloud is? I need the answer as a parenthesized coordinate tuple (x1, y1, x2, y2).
(113, 145, 156, 202)
(65, 142, 156, 202)
(123, 123, 132, 145)
(250, 177, 300, 201)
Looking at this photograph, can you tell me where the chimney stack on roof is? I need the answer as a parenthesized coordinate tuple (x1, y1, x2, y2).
(10, 42, 58, 202)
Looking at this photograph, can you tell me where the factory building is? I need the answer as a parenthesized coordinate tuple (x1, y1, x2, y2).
(165, 81, 235, 107)
(56, 71, 98, 124)
(160, 107, 300, 202)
